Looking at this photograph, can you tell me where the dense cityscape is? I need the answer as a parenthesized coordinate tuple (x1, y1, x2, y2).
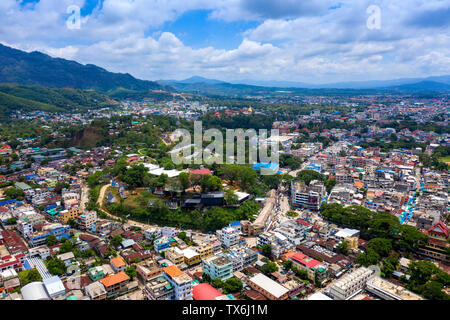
(0, 87, 448, 302)
(0, 1, 449, 313)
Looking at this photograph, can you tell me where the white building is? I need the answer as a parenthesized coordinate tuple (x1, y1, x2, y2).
(145, 227, 162, 241)
(329, 267, 373, 300)
(219, 226, 239, 248)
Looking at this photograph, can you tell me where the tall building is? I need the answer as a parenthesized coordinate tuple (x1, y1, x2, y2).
(218, 226, 239, 248)
(291, 180, 320, 211)
(163, 265, 192, 300)
(76, 211, 97, 231)
(202, 256, 233, 281)
(329, 267, 373, 300)
(419, 222, 449, 263)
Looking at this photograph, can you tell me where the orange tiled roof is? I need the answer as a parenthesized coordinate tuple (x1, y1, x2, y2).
(99, 272, 130, 287)
(111, 256, 126, 268)
(354, 181, 364, 189)
(164, 265, 183, 278)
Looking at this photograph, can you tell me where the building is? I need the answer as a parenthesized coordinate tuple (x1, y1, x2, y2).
(57, 252, 76, 267)
(76, 211, 97, 231)
(21, 282, 51, 300)
(419, 222, 449, 263)
(181, 248, 201, 266)
(136, 260, 162, 282)
(99, 272, 131, 299)
(43, 276, 66, 300)
(289, 252, 328, 284)
(145, 227, 162, 241)
(291, 180, 320, 211)
(202, 256, 234, 281)
(218, 226, 239, 248)
(143, 275, 174, 300)
(88, 266, 105, 282)
(84, 281, 107, 300)
(366, 276, 424, 300)
(163, 265, 192, 300)
(195, 243, 214, 260)
(247, 273, 289, 300)
(192, 283, 224, 300)
(154, 236, 175, 253)
(58, 207, 82, 224)
(165, 247, 185, 267)
(110, 256, 126, 273)
(27, 223, 70, 247)
(329, 267, 373, 300)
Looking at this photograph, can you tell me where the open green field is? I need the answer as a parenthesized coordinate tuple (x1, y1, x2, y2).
(439, 156, 450, 164)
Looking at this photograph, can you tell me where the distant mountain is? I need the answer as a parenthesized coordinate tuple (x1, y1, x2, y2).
(378, 81, 450, 92)
(230, 75, 450, 90)
(0, 43, 168, 92)
(177, 76, 227, 84)
(161, 74, 450, 96)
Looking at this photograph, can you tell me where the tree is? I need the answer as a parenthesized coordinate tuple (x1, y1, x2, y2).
(422, 281, 450, 300)
(395, 225, 428, 252)
(223, 277, 243, 294)
(261, 261, 278, 274)
(178, 172, 190, 191)
(211, 278, 223, 288)
(125, 266, 137, 280)
(225, 189, 238, 205)
(5, 217, 17, 225)
(18, 268, 42, 286)
(59, 239, 74, 254)
(4, 187, 25, 200)
(178, 232, 189, 243)
(261, 244, 272, 258)
(111, 235, 123, 248)
(407, 260, 440, 285)
(296, 170, 324, 186)
(67, 218, 78, 229)
(367, 238, 392, 257)
(200, 175, 222, 192)
(357, 248, 380, 267)
(46, 257, 67, 275)
(282, 260, 293, 271)
(46, 234, 58, 246)
(336, 241, 349, 255)
(325, 178, 337, 193)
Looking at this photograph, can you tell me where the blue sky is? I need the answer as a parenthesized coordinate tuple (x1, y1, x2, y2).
(2, 0, 450, 83)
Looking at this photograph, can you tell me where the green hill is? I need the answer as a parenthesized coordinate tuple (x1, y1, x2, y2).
(0, 43, 168, 92)
(0, 84, 119, 120)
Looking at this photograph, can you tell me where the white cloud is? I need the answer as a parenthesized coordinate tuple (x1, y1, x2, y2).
(0, 0, 448, 83)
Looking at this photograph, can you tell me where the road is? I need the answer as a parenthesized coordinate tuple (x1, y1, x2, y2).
(95, 183, 158, 230)
(80, 184, 89, 211)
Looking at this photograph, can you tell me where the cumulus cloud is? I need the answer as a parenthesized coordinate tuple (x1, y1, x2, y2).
(0, 0, 448, 83)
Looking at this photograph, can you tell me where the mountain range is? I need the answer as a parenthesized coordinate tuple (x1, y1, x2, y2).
(0, 43, 166, 93)
(0, 43, 449, 103)
(162, 75, 450, 93)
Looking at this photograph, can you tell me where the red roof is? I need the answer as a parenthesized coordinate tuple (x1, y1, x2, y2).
(0, 144, 12, 151)
(428, 222, 449, 238)
(193, 283, 223, 300)
(290, 252, 322, 269)
(190, 168, 212, 176)
(296, 219, 311, 227)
